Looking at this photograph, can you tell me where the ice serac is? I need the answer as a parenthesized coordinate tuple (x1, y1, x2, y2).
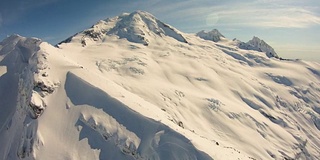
(59, 10, 187, 46)
(196, 29, 225, 42)
(237, 36, 279, 58)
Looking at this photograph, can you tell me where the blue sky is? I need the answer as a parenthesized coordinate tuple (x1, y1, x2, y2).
(0, 0, 319, 61)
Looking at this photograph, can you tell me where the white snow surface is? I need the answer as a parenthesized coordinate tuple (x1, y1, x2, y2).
(1, 11, 320, 160)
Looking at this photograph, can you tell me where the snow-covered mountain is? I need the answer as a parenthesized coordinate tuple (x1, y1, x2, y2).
(235, 36, 279, 58)
(196, 29, 225, 42)
(1, 11, 320, 160)
(59, 11, 187, 46)
(196, 30, 278, 58)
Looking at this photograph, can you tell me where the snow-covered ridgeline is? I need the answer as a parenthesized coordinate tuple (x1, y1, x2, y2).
(0, 35, 58, 159)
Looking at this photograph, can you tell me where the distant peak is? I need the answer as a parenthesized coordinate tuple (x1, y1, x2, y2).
(196, 29, 225, 42)
(211, 29, 224, 35)
(251, 36, 263, 42)
(237, 36, 279, 58)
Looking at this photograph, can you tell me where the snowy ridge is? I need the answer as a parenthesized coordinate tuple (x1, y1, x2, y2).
(0, 35, 57, 159)
(1, 11, 320, 160)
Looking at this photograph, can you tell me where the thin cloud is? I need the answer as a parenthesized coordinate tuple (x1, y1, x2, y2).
(148, 0, 320, 29)
(216, 7, 320, 28)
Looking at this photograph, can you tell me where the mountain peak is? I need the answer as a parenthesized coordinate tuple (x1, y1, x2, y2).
(251, 36, 260, 41)
(235, 36, 279, 58)
(196, 29, 225, 42)
(59, 11, 187, 46)
(129, 10, 153, 17)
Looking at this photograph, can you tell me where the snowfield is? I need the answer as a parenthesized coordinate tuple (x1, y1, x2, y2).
(0, 11, 320, 160)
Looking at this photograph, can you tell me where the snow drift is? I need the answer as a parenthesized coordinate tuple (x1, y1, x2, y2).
(1, 11, 320, 160)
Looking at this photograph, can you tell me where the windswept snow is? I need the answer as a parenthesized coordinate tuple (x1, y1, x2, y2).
(1, 11, 320, 160)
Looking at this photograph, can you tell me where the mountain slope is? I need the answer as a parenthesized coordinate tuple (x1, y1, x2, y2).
(1, 11, 320, 160)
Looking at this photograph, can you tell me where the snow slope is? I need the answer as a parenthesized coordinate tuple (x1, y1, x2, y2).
(1, 11, 320, 160)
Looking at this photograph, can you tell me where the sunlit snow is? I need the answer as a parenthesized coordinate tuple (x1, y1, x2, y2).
(0, 11, 320, 160)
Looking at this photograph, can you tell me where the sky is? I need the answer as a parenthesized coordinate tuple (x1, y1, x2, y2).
(0, 0, 319, 62)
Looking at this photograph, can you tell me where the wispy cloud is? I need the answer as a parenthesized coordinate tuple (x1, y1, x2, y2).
(213, 6, 320, 28)
(147, 0, 320, 29)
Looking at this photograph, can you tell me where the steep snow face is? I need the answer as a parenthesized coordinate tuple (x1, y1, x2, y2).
(2, 11, 320, 160)
(0, 35, 56, 159)
(196, 29, 225, 42)
(60, 10, 187, 46)
(237, 36, 278, 58)
(0, 34, 42, 123)
(62, 72, 212, 160)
